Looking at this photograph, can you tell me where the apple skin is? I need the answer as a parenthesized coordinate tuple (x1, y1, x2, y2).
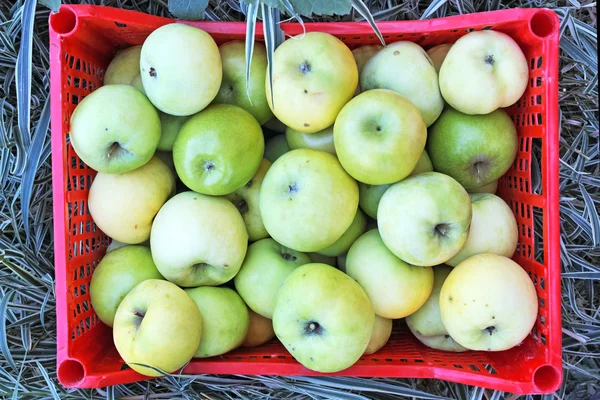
(224, 158, 271, 242)
(440, 254, 538, 351)
(364, 315, 393, 355)
(334, 89, 427, 185)
(264, 134, 290, 163)
(361, 41, 444, 127)
(113, 279, 202, 376)
(242, 309, 276, 347)
(317, 209, 367, 257)
(336, 254, 347, 273)
(214, 41, 274, 125)
(90, 245, 163, 327)
(173, 104, 264, 196)
(378, 172, 472, 267)
(88, 156, 175, 244)
(154, 150, 176, 174)
(405, 265, 467, 352)
(140, 23, 221, 116)
(446, 193, 518, 267)
(70, 85, 161, 174)
(285, 125, 335, 155)
(260, 149, 359, 252)
(263, 118, 287, 134)
(439, 31, 529, 115)
(273, 263, 375, 373)
(427, 107, 518, 189)
(158, 113, 189, 151)
(150, 191, 248, 287)
(185, 286, 249, 358)
(426, 43, 453, 73)
(346, 230, 434, 319)
(352, 45, 383, 94)
(104, 45, 142, 85)
(307, 252, 337, 267)
(266, 32, 358, 133)
(358, 150, 434, 219)
(234, 238, 310, 319)
(467, 179, 498, 194)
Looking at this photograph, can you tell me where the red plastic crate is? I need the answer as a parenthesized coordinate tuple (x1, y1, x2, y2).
(49, 4, 562, 393)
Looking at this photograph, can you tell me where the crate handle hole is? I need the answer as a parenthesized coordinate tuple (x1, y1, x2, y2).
(50, 6, 77, 35)
(529, 10, 557, 39)
(533, 364, 561, 392)
(58, 358, 85, 387)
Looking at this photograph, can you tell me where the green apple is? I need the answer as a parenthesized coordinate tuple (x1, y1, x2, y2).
(426, 43, 453, 73)
(334, 89, 427, 185)
(106, 239, 128, 253)
(358, 150, 434, 219)
(467, 179, 498, 194)
(266, 32, 358, 133)
(260, 149, 359, 252)
(158, 113, 189, 151)
(346, 230, 434, 318)
(405, 265, 467, 352)
(140, 23, 221, 116)
(364, 315, 393, 355)
(88, 156, 175, 244)
(225, 158, 271, 241)
(234, 238, 310, 318)
(285, 125, 335, 155)
(185, 286, 249, 358)
(307, 253, 337, 267)
(150, 192, 248, 287)
(104, 45, 142, 85)
(439, 31, 529, 115)
(361, 41, 444, 126)
(446, 193, 518, 267)
(173, 104, 264, 196)
(273, 263, 375, 372)
(113, 279, 202, 376)
(378, 172, 472, 266)
(427, 107, 518, 189)
(352, 44, 383, 94)
(214, 41, 273, 125)
(154, 150, 175, 174)
(69, 84, 161, 174)
(336, 254, 347, 273)
(440, 254, 538, 351)
(264, 134, 290, 162)
(263, 118, 287, 133)
(90, 245, 163, 327)
(242, 309, 275, 348)
(131, 75, 145, 94)
(317, 209, 367, 257)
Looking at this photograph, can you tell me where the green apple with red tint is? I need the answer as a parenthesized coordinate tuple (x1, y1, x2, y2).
(242, 309, 276, 348)
(426, 43, 453, 73)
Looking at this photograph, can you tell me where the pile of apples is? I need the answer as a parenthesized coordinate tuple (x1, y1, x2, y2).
(71, 22, 539, 376)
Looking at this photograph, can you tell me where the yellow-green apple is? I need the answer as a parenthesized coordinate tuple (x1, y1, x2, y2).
(440, 254, 538, 351)
(90, 245, 163, 327)
(224, 158, 271, 241)
(273, 263, 375, 372)
(346, 230, 434, 318)
(154, 150, 175, 173)
(358, 150, 433, 219)
(173, 104, 264, 195)
(427, 107, 518, 189)
(260, 149, 359, 251)
(446, 193, 518, 266)
(405, 265, 466, 352)
(285, 125, 335, 155)
(234, 238, 310, 318)
(69, 85, 161, 174)
(113, 279, 202, 376)
(307, 252, 337, 267)
(334, 89, 427, 185)
(364, 315, 393, 355)
(378, 172, 472, 266)
(104, 45, 142, 85)
(352, 44, 383, 94)
(214, 41, 273, 125)
(88, 156, 175, 244)
(439, 31, 528, 115)
(185, 286, 249, 358)
(467, 179, 498, 194)
(242, 309, 275, 347)
(266, 32, 357, 133)
(150, 192, 248, 287)
(426, 43, 453, 73)
(132, 75, 145, 93)
(317, 209, 367, 257)
(157, 113, 189, 151)
(264, 134, 290, 162)
(140, 23, 221, 116)
(361, 42, 444, 126)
